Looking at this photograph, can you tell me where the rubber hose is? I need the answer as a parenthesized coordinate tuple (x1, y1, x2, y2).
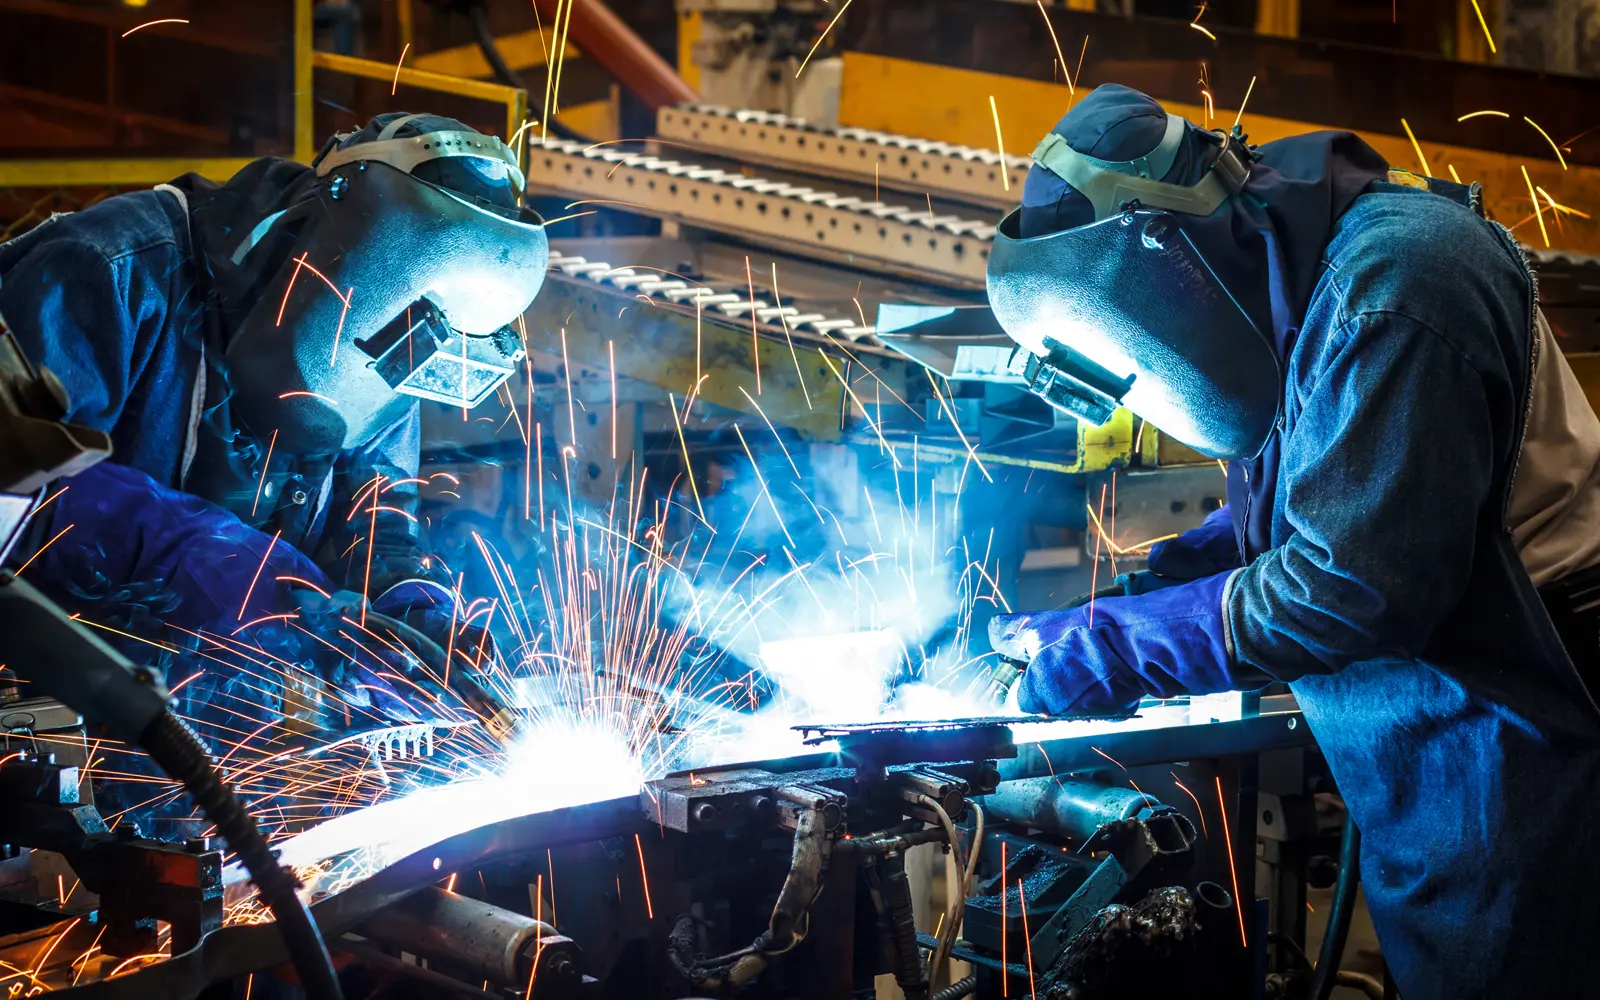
(1308, 810, 1360, 1000)
(466, 5, 592, 144)
(931, 975, 977, 1000)
(877, 853, 928, 1000)
(142, 711, 344, 1000)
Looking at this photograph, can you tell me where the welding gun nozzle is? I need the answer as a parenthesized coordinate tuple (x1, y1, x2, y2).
(987, 660, 1024, 705)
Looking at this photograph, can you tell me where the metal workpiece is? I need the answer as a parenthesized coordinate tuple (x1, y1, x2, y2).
(357, 886, 580, 988)
(658, 104, 1030, 209)
(527, 138, 995, 288)
(981, 775, 1152, 841)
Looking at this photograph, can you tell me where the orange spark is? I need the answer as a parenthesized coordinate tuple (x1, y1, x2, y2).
(1019, 879, 1037, 997)
(392, 42, 411, 96)
(20, 484, 68, 525)
(1400, 118, 1432, 176)
(1001, 841, 1009, 995)
(238, 530, 282, 621)
(1215, 775, 1248, 947)
(121, 18, 187, 37)
(13, 523, 72, 576)
(989, 96, 1011, 192)
(276, 255, 309, 326)
(1170, 771, 1210, 837)
(745, 255, 762, 394)
(1469, 0, 1497, 53)
(1233, 75, 1257, 130)
(278, 391, 339, 404)
(795, 0, 854, 79)
(1457, 110, 1508, 121)
(1522, 165, 1550, 247)
(634, 833, 654, 919)
(252, 428, 278, 518)
(1037, 1, 1071, 93)
(1090, 745, 1126, 770)
(1525, 117, 1568, 170)
(1190, 22, 1217, 40)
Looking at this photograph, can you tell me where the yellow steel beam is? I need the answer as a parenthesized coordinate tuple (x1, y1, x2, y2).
(1255, 0, 1301, 38)
(838, 52, 1600, 255)
(0, 157, 256, 187)
(677, 9, 704, 93)
(409, 28, 579, 78)
(311, 50, 528, 141)
(295, 0, 315, 162)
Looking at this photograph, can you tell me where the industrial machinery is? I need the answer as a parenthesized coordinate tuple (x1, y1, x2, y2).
(0, 704, 1319, 998)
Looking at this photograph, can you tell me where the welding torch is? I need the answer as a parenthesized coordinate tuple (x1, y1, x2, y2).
(361, 607, 521, 745)
(983, 574, 1161, 707)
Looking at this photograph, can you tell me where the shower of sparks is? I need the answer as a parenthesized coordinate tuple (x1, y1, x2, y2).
(1400, 118, 1432, 177)
(121, 18, 187, 37)
(989, 96, 1011, 192)
(795, 0, 854, 79)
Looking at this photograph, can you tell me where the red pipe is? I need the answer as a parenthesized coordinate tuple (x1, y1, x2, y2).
(533, 0, 699, 111)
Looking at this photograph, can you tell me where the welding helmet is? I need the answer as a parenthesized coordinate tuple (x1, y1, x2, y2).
(986, 86, 1280, 460)
(223, 114, 547, 456)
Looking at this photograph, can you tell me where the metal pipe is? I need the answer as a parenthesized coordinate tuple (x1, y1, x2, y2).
(532, 0, 699, 109)
(358, 886, 559, 986)
(981, 776, 1152, 840)
(1308, 810, 1361, 1000)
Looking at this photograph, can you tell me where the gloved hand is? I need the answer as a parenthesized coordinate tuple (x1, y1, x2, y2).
(21, 462, 448, 734)
(1145, 503, 1241, 581)
(988, 571, 1265, 717)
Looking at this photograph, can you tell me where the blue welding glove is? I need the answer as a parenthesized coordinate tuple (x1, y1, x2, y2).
(19, 462, 439, 733)
(988, 571, 1267, 717)
(1145, 504, 1242, 581)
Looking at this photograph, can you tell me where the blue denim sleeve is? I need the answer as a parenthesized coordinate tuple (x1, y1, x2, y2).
(0, 237, 152, 432)
(1227, 312, 1494, 679)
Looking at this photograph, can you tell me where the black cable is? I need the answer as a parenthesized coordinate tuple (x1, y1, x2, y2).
(465, 5, 593, 144)
(1308, 809, 1360, 1000)
(141, 711, 344, 1000)
(931, 975, 977, 1000)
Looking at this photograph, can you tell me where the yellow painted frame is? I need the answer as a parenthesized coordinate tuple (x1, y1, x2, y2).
(312, 51, 528, 144)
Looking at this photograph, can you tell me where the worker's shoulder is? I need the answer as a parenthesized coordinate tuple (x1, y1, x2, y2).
(1312, 186, 1530, 348)
(1, 190, 187, 271)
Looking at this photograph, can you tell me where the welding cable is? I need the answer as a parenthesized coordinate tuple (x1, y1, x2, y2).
(931, 975, 978, 1000)
(1308, 808, 1361, 1000)
(919, 795, 983, 986)
(141, 710, 344, 1000)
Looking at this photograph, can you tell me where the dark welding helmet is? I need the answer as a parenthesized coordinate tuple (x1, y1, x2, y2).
(224, 115, 548, 455)
(986, 109, 1281, 460)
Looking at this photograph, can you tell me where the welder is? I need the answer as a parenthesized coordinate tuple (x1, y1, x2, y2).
(0, 113, 547, 754)
(986, 84, 1600, 999)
